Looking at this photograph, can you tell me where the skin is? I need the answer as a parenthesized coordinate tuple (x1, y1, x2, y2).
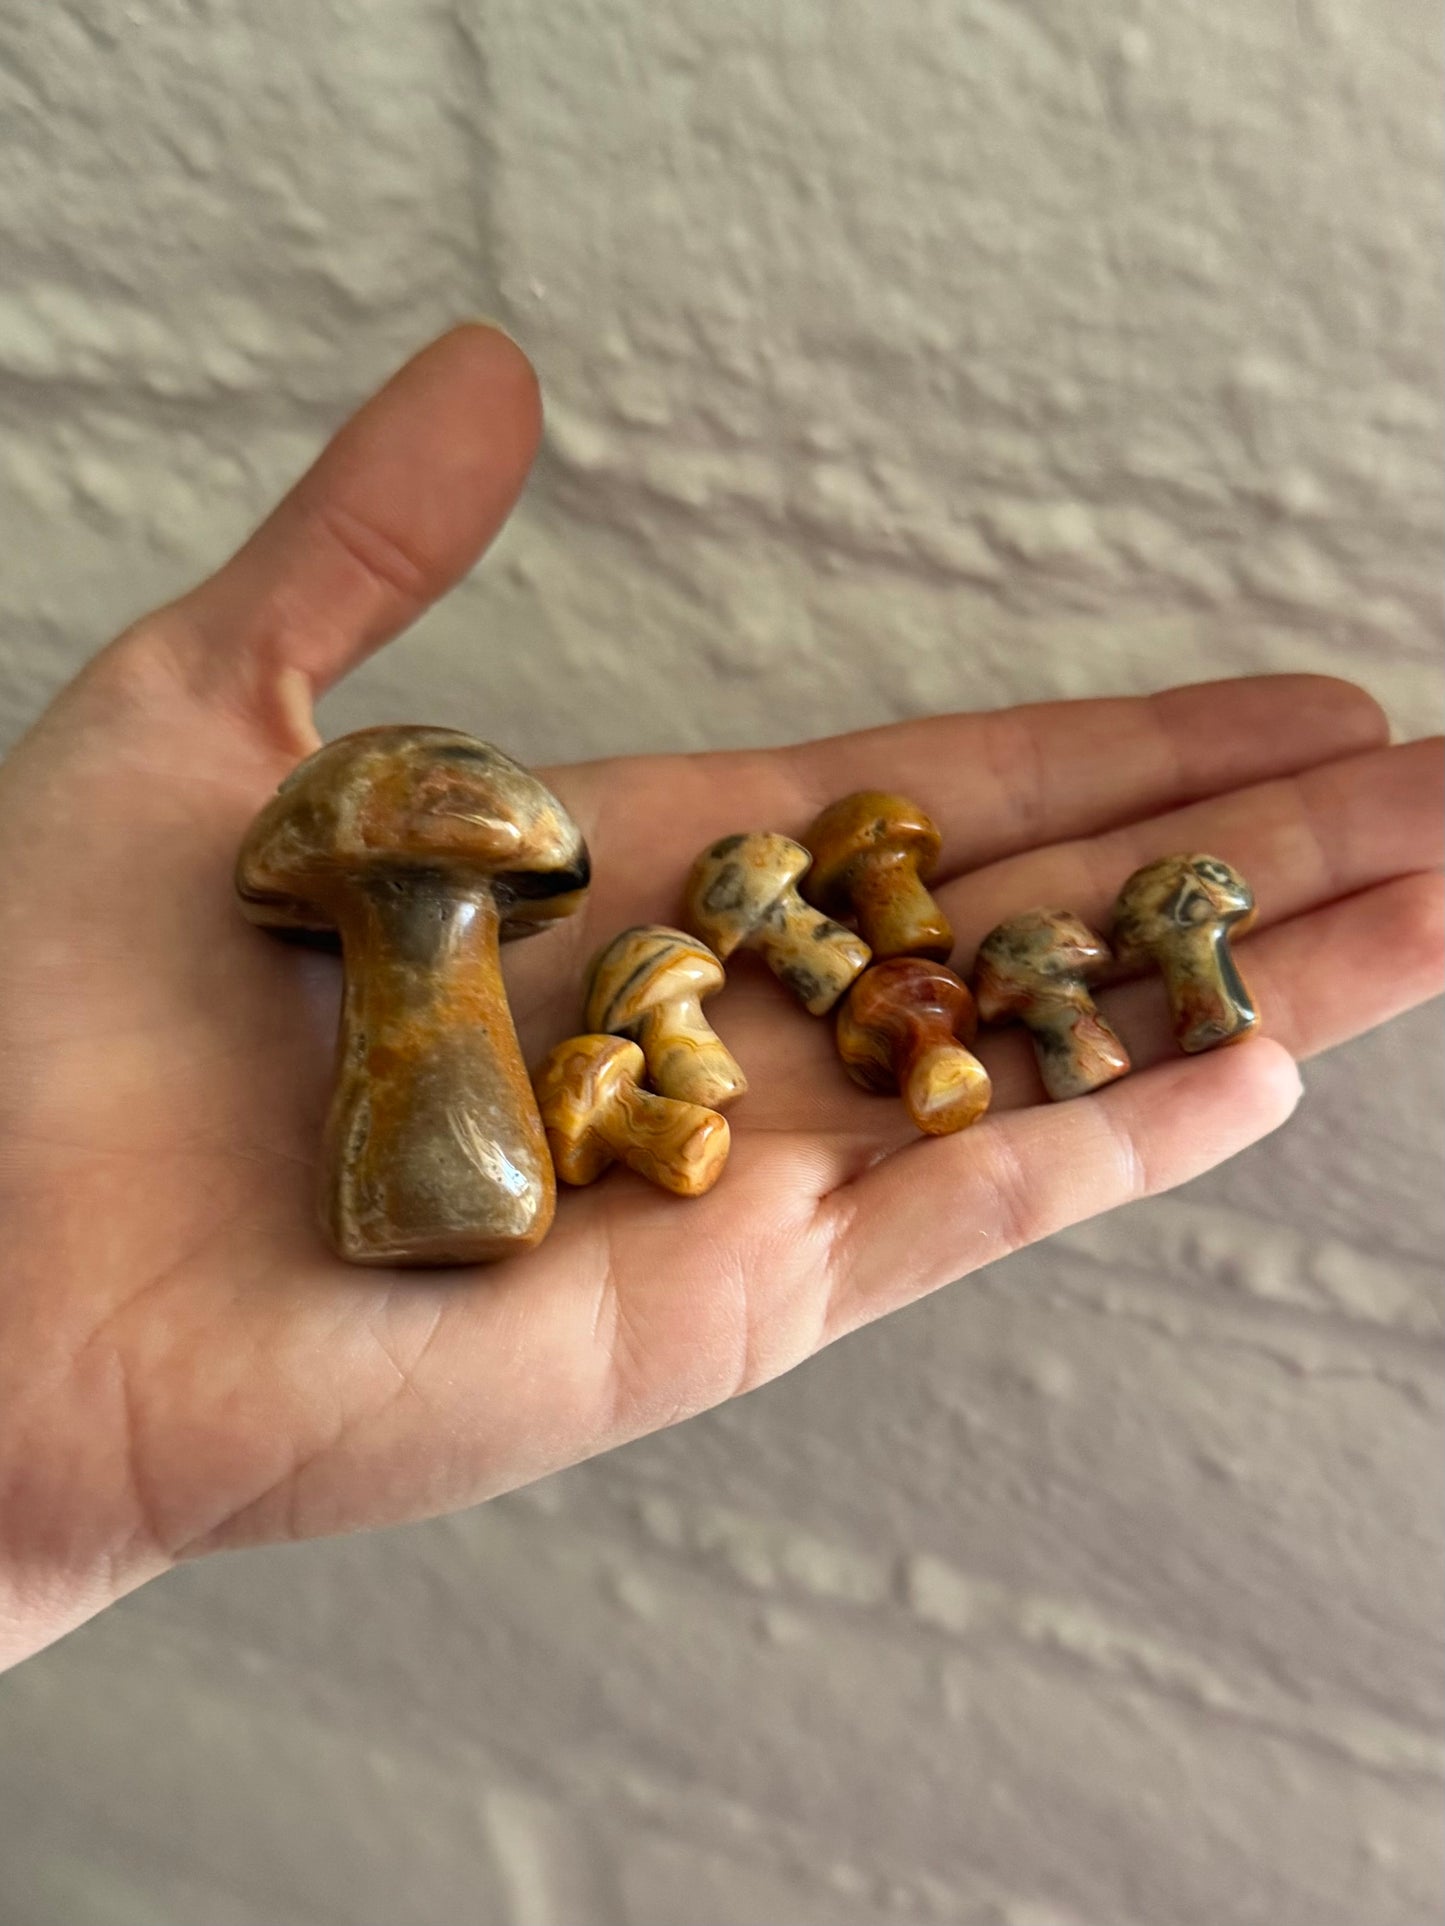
(0, 325, 1440, 1670)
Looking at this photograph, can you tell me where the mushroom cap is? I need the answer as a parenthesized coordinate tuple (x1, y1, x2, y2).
(532, 1034, 642, 1182)
(803, 790, 942, 912)
(533, 1032, 640, 1122)
(584, 925, 726, 1035)
(973, 909, 1112, 1020)
(842, 957, 978, 1052)
(682, 832, 810, 959)
(1111, 854, 1255, 965)
(236, 726, 589, 939)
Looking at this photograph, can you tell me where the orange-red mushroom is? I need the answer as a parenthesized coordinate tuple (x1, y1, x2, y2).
(836, 958, 992, 1134)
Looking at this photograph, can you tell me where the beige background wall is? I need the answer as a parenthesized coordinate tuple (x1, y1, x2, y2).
(0, 2, 1440, 1922)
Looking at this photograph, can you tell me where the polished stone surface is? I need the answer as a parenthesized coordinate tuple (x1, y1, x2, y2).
(804, 790, 953, 961)
(584, 924, 747, 1110)
(973, 909, 1132, 1101)
(1111, 854, 1259, 1055)
(683, 832, 871, 1015)
(533, 1035, 730, 1196)
(236, 726, 589, 1264)
(836, 958, 992, 1135)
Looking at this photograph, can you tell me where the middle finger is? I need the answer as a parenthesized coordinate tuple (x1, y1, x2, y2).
(939, 737, 1443, 970)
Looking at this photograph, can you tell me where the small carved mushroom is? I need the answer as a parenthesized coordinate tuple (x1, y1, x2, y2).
(533, 1036, 730, 1196)
(973, 910, 1131, 1101)
(682, 833, 871, 1015)
(584, 925, 747, 1110)
(836, 959, 992, 1134)
(236, 725, 589, 1265)
(1110, 854, 1259, 1054)
(803, 790, 953, 961)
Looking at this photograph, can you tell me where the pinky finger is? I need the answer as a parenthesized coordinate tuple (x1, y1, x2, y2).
(820, 1038, 1304, 1340)
(1236, 870, 1443, 1061)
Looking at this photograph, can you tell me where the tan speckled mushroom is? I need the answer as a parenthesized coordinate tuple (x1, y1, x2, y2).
(236, 725, 589, 1266)
(533, 1035, 730, 1196)
(682, 832, 871, 1015)
(1110, 854, 1259, 1054)
(973, 909, 1131, 1101)
(803, 790, 953, 961)
(584, 925, 747, 1110)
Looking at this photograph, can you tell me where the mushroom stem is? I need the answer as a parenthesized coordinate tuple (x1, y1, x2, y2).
(899, 1040, 992, 1135)
(326, 881, 554, 1263)
(1157, 926, 1258, 1054)
(753, 893, 870, 1015)
(634, 1003, 748, 1111)
(1025, 996, 1133, 1101)
(595, 1080, 730, 1197)
(847, 852, 953, 961)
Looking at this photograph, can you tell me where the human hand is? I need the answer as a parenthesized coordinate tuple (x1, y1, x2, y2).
(1, 326, 1439, 1667)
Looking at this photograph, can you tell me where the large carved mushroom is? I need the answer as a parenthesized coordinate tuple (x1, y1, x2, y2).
(236, 725, 589, 1265)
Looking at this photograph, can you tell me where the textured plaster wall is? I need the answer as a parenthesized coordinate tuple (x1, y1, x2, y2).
(0, 3, 1440, 1923)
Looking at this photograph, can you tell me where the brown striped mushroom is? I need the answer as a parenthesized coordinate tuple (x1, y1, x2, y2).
(584, 925, 747, 1110)
(803, 790, 953, 961)
(682, 832, 871, 1015)
(1110, 854, 1259, 1054)
(836, 958, 992, 1135)
(533, 1036, 730, 1197)
(236, 726, 589, 1265)
(972, 910, 1131, 1101)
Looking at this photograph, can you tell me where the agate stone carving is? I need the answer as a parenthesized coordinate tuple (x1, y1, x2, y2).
(804, 790, 953, 962)
(533, 1035, 730, 1196)
(683, 832, 870, 1015)
(236, 725, 589, 1265)
(584, 924, 747, 1110)
(973, 909, 1131, 1101)
(233, 710, 1265, 1261)
(836, 958, 992, 1135)
(1111, 854, 1258, 1054)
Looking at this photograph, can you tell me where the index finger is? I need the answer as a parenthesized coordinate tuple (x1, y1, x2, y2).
(547, 675, 1391, 953)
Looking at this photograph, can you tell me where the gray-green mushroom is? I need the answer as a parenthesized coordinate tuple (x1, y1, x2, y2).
(1111, 854, 1258, 1055)
(973, 909, 1130, 1100)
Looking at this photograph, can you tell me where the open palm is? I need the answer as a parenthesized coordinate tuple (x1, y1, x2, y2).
(2, 327, 1439, 1665)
